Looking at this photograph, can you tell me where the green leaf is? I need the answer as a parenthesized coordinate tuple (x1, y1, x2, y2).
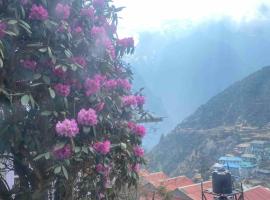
(120, 143, 127, 150)
(42, 75, 50, 84)
(64, 49, 72, 58)
(34, 153, 46, 161)
(4, 31, 17, 36)
(38, 48, 47, 53)
(44, 152, 50, 160)
(54, 166, 61, 174)
(62, 166, 68, 180)
(48, 88, 55, 99)
(21, 95, 30, 106)
(82, 146, 88, 154)
(41, 111, 52, 116)
(83, 127, 90, 133)
(0, 58, 3, 68)
(8, 20, 17, 25)
(74, 147, 81, 153)
(29, 95, 35, 108)
(33, 73, 41, 80)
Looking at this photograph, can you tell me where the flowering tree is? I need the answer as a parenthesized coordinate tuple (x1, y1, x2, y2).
(0, 0, 150, 199)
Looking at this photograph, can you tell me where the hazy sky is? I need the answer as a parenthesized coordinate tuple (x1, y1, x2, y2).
(115, 0, 270, 36)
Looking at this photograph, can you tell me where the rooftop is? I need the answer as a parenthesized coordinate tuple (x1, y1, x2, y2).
(142, 171, 168, 186)
(241, 154, 256, 158)
(159, 176, 194, 191)
(244, 185, 270, 200)
(219, 156, 242, 162)
(236, 143, 251, 148)
(250, 140, 266, 145)
(176, 181, 212, 200)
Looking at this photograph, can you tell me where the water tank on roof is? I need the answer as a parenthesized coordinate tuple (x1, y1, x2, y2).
(212, 170, 232, 194)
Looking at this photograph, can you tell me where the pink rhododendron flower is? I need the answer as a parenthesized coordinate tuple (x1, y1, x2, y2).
(54, 83, 71, 97)
(132, 163, 140, 173)
(96, 164, 110, 176)
(53, 145, 72, 159)
(74, 26, 83, 34)
(133, 146, 144, 157)
(29, 4, 48, 20)
(84, 77, 100, 96)
(55, 3, 70, 20)
(136, 96, 145, 106)
(72, 56, 87, 67)
(122, 95, 137, 106)
(104, 79, 118, 90)
(134, 125, 146, 137)
(104, 39, 116, 59)
(80, 7, 94, 18)
(128, 122, 136, 130)
(117, 79, 131, 90)
(95, 102, 105, 112)
(129, 123, 146, 137)
(0, 22, 6, 38)
(93, 0, 105, 9)
(93, 140, 111, 155)
(91, 26, 106, 39)
(117, 37, 134, 48)
(77, 108, 98, 126)
(53, 67, 66, 78)
(84, 74, 106, 96)
(56, 119, 79, 138)
(20, 59, 37, 70)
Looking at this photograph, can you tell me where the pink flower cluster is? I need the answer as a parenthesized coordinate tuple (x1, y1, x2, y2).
(105, 39, 116, 59)
(53, 145, 72, 159)
(133, 146, 144, 157)
(0, 22, 7, 38)
(72, 56, 87, 68)
(53, 67, 66, 78)
(122, 95, 145, 106)
(54, 83, 70, 97)
(96, 163, 110, 176)
(29, 4, 48, 20)
(93, 140, 111, 155)
(117, 79, 131, 90)
(104, 79, 131, 91)
(80, 7, 94, 18)
(128, 122, 146, 137)
(104, 79, 118, 90)
(20, 59, 37, 70)
(84, 74, 105, 96)
(55, 3, 71, 20)
(77, 108, 98, 126)
(56, 119, 79, 138)
(117, 37, 134, 48)
(91, 26, 106, 39)
(132, 163, 140, 173)
(73, 26, 83, 34)
(93, 0, 105, 9)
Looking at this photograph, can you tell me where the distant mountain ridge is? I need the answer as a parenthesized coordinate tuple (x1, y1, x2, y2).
(180, 66, 270, 129)
(147, 66, 270, 177)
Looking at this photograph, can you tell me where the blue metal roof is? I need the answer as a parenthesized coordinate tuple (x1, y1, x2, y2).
(219, 156, 242, 162)
(222, 161, 256, 169)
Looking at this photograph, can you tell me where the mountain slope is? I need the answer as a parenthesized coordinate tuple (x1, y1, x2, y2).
(147, 66, 270, 177)
(180, 66, 270, 129)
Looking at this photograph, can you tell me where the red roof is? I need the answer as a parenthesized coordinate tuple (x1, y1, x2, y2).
(178, 181, 213, 200)
(144, 172, 168, 186)
(139, 169, 150, 177)
(244, 186, 270, 200)
(160, 176, 194, 191)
